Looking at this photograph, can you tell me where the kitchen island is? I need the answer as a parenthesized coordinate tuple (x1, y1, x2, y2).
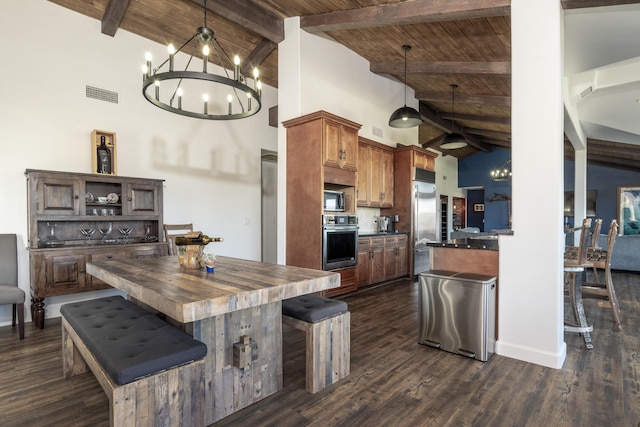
(427, 237, 499, 278)
(87, 255, 340, 424)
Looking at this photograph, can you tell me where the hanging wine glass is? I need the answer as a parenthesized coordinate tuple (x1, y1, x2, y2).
(80, 228, 95, 246)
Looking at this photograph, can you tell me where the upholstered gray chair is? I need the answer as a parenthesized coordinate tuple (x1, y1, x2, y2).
(0, 234, 25, 339)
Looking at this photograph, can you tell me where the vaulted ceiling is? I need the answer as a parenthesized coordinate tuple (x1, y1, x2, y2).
(48, 0, 640, 171)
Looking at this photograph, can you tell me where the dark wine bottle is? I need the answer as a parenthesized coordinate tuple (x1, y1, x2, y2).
(97, 136, 112, 174)
(175, 235, 224, 246)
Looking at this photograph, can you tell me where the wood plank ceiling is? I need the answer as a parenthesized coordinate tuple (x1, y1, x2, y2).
(47, 0, 640, 170)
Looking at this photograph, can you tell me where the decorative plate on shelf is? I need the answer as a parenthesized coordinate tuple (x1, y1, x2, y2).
(106, 193, 119, 203)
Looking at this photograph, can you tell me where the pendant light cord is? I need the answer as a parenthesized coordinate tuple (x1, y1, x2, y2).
(403, 46, 408, 106)
(450, 84, 458, 130)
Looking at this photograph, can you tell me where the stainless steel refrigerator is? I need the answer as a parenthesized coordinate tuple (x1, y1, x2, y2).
(413, 169, 437, 276)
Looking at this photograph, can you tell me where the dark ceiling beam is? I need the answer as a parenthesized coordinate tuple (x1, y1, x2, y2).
(418, 102, 492, 152)
(421, 135, 445, 149)
(372, 61, 510, 76)
(300, 0, 510, 33)
(439, 112, 511, 126)
(241, 38, 277, 75)
(190, 0, 284, 43)
(416, 91, 511, 107)
(466, 128, 511, 140)
(562, 0, 640, 9)
(101, 0, 131, 36)
(481, 138, 511, 148)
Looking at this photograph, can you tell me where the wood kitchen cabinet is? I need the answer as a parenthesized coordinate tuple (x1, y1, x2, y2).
(356, 236, 385, 287)
(323, 118, 358, 172)
(325, 267, 357, 297)
(357, 138, 394, 208)
(383, 234, 409, 280)
(26, 169, 167, 329)
(283, 111, 361, 271)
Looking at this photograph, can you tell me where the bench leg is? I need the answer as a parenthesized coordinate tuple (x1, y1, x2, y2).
(62, 319, 88, 378)
(305, 312, 350, 393)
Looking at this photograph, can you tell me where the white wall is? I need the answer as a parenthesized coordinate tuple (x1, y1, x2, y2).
(0, 1, 277, 325)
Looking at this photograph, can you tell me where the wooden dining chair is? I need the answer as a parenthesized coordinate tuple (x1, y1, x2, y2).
(564, 217, 593, 349)
(163, 223, 193, 256)
(582, 219, 622, 331)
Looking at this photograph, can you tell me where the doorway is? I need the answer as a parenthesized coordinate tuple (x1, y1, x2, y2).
(261, 150, 277, 263)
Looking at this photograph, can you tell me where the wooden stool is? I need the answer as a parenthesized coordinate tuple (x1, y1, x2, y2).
(564, 218, 594, 349)
(582, 219, 622, 331)
(282, 295, 350, 393)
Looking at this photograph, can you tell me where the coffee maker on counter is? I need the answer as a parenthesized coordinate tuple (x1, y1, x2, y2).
(377, 215, 400, 233)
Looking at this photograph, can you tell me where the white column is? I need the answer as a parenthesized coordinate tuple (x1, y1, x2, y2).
(276, 17, 303, 264)
(495, 0, 566, 368)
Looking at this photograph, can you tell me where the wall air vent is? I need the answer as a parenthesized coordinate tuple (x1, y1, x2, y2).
(86, 85, 119, 104)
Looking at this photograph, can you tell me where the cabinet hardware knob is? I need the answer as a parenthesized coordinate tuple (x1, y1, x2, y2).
(107, 255, 113, 259)
(74, 195, 79, 199)
(128, 197, 132, 201)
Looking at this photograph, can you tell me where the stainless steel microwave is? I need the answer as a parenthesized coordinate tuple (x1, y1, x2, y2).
(323, 190, 345, 212)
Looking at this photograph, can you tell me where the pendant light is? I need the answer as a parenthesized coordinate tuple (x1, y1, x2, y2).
(389, 45, 422, 128)
(440, 84, 467, 149)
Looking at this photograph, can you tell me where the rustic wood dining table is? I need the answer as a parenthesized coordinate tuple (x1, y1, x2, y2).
(87, 255, 340, 424)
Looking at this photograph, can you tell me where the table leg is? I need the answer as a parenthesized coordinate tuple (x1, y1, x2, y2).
(187, 301, 284, 425)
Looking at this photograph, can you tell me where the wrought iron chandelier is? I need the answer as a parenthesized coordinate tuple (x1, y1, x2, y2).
(440, 84, 467, 149)
(389, 45, 422, 128)
(490, 159, 512, 181)
(141, 0, 261, 120)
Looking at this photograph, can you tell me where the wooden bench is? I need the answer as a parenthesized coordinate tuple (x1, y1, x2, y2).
(60, 296, 207, 427)
(282, 295, 350, 393)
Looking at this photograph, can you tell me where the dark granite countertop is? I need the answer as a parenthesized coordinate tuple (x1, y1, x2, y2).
(359, 231, 409, 237)
(427, 236, 499, 250)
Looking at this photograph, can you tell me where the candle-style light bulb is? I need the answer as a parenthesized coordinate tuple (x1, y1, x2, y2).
(177, 88, 183, 110)
(247, 92, 252, 110)
(154, 80, 160, 100)
(253, 68, 260, 90)
(203, 93, 209, 115)
(145, 52, 152, 77)
(168, 43, 176, 71)
(256, 80, 262, 96)
(227, 94, 233, 115)
(234, 55, 240, 80)
(202, 44, 210, 72)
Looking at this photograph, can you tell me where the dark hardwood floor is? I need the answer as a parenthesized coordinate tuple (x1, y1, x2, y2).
(1, 271, 639, 426)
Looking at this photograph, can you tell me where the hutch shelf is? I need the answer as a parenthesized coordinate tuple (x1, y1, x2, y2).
(25, 169, 167, 329)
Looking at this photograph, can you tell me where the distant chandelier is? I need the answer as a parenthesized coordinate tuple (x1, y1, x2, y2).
(389, 45, 422, 128)
(141, 0, 261, 120)
(490, 159, 512, 181)
(440, 84, 467, 150)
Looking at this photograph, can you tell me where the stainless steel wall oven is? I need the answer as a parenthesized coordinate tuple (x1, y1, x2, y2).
(322, 215, 358, 271)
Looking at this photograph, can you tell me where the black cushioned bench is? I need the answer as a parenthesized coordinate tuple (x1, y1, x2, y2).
(282, 295, 350, 393)
(61, 296, 207, 427)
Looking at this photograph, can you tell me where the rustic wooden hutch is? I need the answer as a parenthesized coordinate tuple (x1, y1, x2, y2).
(26, 169, 167, 328)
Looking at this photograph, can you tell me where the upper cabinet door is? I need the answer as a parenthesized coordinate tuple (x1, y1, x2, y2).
(322, 119, 358, 171)
(123, 183, 160, 216)
(322, 120, 342, 169)
(35, 177, 82, 216)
